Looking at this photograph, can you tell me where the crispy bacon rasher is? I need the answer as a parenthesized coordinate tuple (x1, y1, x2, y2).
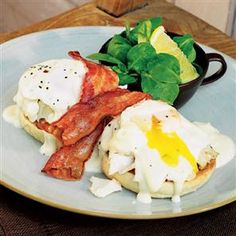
(42, 120, 107, 180)
(39, 89, 151, 180)
(69, 51, 118, 103)
(37, 89, 151, 146)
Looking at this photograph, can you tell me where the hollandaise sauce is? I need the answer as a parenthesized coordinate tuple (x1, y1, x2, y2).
(2, 105, 22, 128)
(146, 116, 198, 173)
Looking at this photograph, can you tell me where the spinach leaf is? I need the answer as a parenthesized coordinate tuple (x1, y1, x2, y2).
(140, 53, 181, 104)
(87, 53, 123, 66)
(127, 42, 156, 73)
(147, 53, 181, 84)
(173, 34, 196, 63)
(112, 65, 137, 85)
(137, 20, 152, 43)
(107, 35, 132, 63)
(141, 73, 179, 104)
(149, 17, 162, 31)
(128, 24, 142, 44)
(118, 73, 137, 85)
(128, 17, 162, 44)
(149, 65, 180, 84)
(112, 65, 128, 74)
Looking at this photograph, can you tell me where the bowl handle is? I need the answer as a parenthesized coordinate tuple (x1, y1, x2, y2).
(201, 53, 227, 85)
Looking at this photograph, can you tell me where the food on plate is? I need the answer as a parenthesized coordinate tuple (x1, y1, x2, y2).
(89, 176, 122, 198)
(87, 17, 200, 104)
(40, 89, 150, 180)
(2, 35, 234, 205)
(3, 51, 118, 156)
(98, 100, 235, 203)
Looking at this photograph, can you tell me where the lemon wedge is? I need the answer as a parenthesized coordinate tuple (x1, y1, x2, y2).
(150, 26, 199, 83)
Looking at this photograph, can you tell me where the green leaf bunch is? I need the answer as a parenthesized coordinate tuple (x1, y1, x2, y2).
(87, 17, 199, 104)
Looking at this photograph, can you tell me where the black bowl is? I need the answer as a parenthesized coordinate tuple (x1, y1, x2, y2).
(99, 32, 227, 108)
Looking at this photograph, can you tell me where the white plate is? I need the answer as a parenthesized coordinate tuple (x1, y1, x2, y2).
(1, 27, 236, 219)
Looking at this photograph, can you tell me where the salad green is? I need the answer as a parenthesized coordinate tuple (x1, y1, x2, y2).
(87, 17, 198, 104)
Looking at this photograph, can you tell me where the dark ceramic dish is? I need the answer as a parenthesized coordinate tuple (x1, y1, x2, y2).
(99, 32, 227, 108)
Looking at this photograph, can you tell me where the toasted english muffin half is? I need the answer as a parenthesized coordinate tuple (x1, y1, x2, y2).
(101, 150, 216, 198)
(19, 112, 45, 143)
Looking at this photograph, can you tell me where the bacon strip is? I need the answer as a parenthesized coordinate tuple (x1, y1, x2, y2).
(37, 89, 151, 146)
(42, 121, 106, 180)
(69, 51, 118, 103)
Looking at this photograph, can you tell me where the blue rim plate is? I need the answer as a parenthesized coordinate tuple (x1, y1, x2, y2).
(1, 27, 236, 219)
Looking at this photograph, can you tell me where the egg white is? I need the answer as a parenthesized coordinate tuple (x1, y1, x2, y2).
(14, 59, 87, 123)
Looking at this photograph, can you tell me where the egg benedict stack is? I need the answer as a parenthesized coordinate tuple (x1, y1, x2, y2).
(99, 100, 219, 203)
(3, 51, 118, 156)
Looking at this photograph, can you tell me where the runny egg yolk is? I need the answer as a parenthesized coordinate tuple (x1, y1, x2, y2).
(146, 116, 198, 173)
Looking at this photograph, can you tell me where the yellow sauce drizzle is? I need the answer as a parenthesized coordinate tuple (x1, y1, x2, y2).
(146, 116, 198, 173)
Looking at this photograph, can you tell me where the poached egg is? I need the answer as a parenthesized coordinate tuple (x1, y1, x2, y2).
(3, 59, 87, 155)
(14, 59, 87, 123)
(99, 100, 235, 203)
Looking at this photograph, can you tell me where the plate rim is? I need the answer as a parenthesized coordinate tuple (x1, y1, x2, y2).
(1, 26, 236, 219)
(1, 180, 235, 219)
